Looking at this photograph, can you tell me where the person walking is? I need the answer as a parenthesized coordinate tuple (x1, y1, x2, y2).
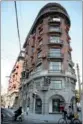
(67, 105, 74, 119)
(26, 106, 29, 115)
(14, 106, 22, 121)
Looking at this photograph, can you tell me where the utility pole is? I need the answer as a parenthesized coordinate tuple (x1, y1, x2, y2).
(14, 1, 21, 52)
(81, 82, 83, 124)
(76, 64, 81, 99)
(76, 64, 83, 122)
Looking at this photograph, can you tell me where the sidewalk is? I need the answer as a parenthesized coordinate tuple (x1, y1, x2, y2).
(22, 112, 62, 124)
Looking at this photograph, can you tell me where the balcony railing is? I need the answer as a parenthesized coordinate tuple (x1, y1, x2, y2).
(48, 40, 63, 45)
(48, 70, 63, 73)
(49, 27, 61, 33)
(68, 60, 74, 67)
(36, 58, 42, 66)
(65, 70, 76, 79)
(48, 18, 61, 23)
(41, 86, 48, 91)
(47, 53, 64, 59)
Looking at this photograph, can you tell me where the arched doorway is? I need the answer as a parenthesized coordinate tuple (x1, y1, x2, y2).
(49, 94, 65, 113)
(35, 95, 42, 114)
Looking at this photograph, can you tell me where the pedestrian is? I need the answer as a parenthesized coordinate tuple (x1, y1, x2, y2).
(26, 106, 29, 115)
(1, 111, 3, 122)
(14, 106, 22, 121)
(67, 105, 74, 119)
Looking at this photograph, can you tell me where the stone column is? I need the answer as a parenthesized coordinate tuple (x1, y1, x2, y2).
(42, 92, 48, 114)
(29, 93, 33, 113)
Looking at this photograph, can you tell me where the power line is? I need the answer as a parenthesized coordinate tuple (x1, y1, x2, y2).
(14, 1, 21, 52)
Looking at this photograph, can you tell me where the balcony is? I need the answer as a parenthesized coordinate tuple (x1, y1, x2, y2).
(21, 70, 29, 79)
(68, 60, 74, 67)
(48, 18, 61, 26)
(49, 27, 62, 34)
(65, 70, 76, 80)
(41, 86, 48, 91)
(47, 53, 64, 59)
(49, 18, 61, 23)
(48, 40, 63, 46)
(48, 70, 63, 73)
(18, 51, 25, 60)
(36, 58, 42, 66)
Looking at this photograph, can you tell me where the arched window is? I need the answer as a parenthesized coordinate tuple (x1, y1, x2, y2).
(52, 98, 64, 112)
(49, 95, 65, 113)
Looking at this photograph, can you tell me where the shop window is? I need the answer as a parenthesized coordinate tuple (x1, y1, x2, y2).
(52, 98, 64, 112)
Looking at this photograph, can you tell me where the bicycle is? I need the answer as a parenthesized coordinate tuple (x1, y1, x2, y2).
(12, 113, 22, 122)
(58, 111, 81, 124)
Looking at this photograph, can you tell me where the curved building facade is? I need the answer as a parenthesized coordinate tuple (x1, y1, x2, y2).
(20, 3, 77, 114)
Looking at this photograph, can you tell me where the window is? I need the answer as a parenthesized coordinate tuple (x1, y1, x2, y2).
(32, 47, 34, 53)
(49, 26, 60, 32)
(52, 18, 60, 22)
(39, 41, 42, 46)
(13, 75, 15, 78)
(15, 72, 18, 75)
(49, 36, 60, 43)
(71, 81, 75, 90)
(49, 62, 61, 72)
(13, 84, 16, 89)
(68, 52, 71, 60)
(36, 64, 42, 72)
(36, 81, 40, 89)
(49, 49, 61, 57)
(50, 80, 62, 89)
(68, 65, 73, 74)
(52, 98, 64, 112)
(16, 66, 19, 68)
(37, 51, 41, 58)
(50, 17, 60, 22)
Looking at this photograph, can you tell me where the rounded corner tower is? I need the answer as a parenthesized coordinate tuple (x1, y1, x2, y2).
(20, 2, 77, 116)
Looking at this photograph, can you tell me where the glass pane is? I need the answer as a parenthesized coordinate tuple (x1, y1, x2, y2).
(49, 49, 61, 56)
(50, 36, 60, 43)
(50, 26, 60, 32)
(51, 81, 62, 89)
(49, 62, 61, 71)
(36, 65, 42, 71)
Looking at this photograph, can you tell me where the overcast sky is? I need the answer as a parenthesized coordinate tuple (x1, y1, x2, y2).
(1, 1, 82, 94)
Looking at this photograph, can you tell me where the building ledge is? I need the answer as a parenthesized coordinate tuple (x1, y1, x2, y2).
(22, 70, 76, 85)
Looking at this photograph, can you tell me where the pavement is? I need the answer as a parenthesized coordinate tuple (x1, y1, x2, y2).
(1, 108, 82, 124)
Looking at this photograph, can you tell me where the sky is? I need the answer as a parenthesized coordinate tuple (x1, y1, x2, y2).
(1, 1, 82, 94)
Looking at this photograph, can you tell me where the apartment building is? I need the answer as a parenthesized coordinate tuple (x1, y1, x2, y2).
(19, 3, 77, 114)
(7, 51, 25, 108)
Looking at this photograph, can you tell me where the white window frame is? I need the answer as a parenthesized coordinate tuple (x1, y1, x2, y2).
(50, 80, 62, 89)
(49, 26, 60, 32)
(49, 36, 60, 43)
(49, 49, 61, 57)
(49, 62, 62, 72)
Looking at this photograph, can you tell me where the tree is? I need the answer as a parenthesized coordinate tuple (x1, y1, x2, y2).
(75, 90, 80, 103)
(1, 95, 5, 107)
